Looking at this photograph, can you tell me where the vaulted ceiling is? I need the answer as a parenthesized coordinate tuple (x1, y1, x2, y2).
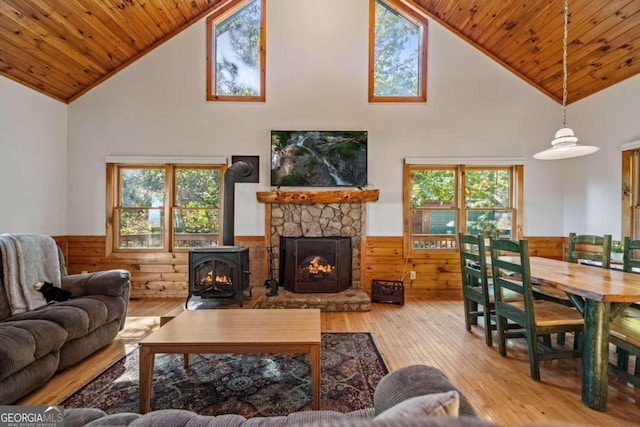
(1, 0, 639, 104)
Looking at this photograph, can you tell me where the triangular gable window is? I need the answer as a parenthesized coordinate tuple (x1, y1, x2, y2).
(369, 0, 427, 102)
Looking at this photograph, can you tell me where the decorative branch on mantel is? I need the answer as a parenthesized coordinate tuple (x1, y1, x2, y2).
(256, 189, 379, 204)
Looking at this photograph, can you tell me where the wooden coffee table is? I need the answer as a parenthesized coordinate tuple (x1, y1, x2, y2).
(139, 308, 322, 413)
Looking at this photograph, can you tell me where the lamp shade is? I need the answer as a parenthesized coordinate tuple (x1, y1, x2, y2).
(533, 127, 600, 160)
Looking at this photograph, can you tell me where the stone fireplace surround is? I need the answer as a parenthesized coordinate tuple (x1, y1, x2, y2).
(272, 203, 362, 288)
(257, 189, 379, 291)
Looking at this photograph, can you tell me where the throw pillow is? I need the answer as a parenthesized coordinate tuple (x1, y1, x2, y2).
(374, 390, 460, 420)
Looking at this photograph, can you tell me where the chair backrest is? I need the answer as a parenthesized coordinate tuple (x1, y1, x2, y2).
(489, 238, 535, 326)
(567, 233, 612, 269)
(458, 233, 490, 292)
(623, 236, 640, 273)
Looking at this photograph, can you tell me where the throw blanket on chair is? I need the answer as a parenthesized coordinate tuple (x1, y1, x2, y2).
(0, 234, 61, 315)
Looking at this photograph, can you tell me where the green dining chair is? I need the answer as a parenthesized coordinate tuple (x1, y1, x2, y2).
(622, 236, 640, 273)
(609, 307, 640, 387)
(609, 236, 640, 384)
(458, 233, 522, 347)
(567, 232, 612, 268)
(490, 238, 584, 381)
(458, 233, 494, 346)
(532, 233, 613, 313)
(620, 236, 640, 310)
(544, 233, 614, 345)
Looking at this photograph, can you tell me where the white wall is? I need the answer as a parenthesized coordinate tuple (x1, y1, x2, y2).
(563, 74, 640, 240)
(67, 0, 568, 237)
(0, 77, 67, 235)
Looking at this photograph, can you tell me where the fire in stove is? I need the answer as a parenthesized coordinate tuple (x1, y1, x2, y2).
(188, 246, 250, 307)
(299, 256, 335, 275)
(200, 271, 232, 285)
(280, 236, 350, 293)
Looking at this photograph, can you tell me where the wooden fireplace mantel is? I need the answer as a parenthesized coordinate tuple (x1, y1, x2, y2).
(256, 188, 379, 204)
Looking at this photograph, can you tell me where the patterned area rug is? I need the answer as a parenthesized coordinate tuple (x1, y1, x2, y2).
(63, 333, 388, 417)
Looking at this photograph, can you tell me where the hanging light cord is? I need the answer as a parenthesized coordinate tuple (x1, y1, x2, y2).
(561, 0, 569, 128)
(534, 0, 599, 159)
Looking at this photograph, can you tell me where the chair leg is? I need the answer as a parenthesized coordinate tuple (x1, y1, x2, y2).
(557, 332, 566, 346)
(483, 305, 493, 347)
(573, 331, 582, 351)
(616, 347, 629, 371)
(527, 332, 541, 381)
(469, 300, 479, 325)
(463, 297, 472, 332)
(496, 314, 507, 357)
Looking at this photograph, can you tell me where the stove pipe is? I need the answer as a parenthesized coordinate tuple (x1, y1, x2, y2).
(222, 160, 255, 246)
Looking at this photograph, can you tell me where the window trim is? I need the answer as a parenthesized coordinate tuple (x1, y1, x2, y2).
(403, 163, 523, 257)
(206, 0, 266, 102)
(368, 0, 428, 103)
(622, 149, 637, 239)
(106, 163, 227, 256)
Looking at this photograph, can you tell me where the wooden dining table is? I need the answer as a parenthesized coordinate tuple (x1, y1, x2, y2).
(525, 256, 640, 412)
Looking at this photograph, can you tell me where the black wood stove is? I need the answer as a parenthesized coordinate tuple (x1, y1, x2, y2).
(185, 159, 257, 309)
(187, 246, 250, 308)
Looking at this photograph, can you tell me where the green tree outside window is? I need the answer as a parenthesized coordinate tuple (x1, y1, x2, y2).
(116, 166, 223, 250)
(370, 0, 427, 101)
(407, 166, 517, 249)
(213, 0, 261, 97)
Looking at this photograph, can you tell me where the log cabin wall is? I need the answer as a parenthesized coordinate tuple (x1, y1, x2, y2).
(362, 236, 566, 296)
(54, 235, 564, 299)
(53, 236, 266, 299)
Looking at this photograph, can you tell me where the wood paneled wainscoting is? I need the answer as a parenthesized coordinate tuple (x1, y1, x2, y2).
(54, 236, 564, 299)
(53, 236, 266, 299)
(362, 236, 566, 295)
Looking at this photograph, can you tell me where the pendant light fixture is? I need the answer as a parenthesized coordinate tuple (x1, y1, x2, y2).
(533, 0, 599, 160)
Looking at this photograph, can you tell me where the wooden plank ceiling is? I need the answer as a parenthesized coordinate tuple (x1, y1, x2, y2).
(1, 0, 639, 104)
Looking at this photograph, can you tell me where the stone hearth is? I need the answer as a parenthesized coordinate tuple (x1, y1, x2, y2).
(255, 286, 371, 311)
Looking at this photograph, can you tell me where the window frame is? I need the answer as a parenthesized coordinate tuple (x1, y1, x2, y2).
(405, 166, 459, 250)
(206, 0, 266, 102)
(106, 163, 227, 255)
(403, 163, 523, 257)
(368, 0, 428, 103)
(622, 149, 639, 239)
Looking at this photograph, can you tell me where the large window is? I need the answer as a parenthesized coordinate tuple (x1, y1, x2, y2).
(107, 164, 225, 252)
(206, 0, 265, 101)
(369, 0, 428, 102)
(404, 163, 523, 254)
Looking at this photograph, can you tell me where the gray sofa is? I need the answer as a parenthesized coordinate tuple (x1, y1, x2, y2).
(0, 245, 130, 404)
(64, 365, 494, 427)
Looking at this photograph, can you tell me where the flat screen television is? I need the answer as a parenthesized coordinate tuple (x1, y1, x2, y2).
(270, 130, 368, 187)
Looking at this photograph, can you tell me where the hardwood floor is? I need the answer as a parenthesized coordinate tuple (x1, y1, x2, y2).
(16, 290, 640, 426)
